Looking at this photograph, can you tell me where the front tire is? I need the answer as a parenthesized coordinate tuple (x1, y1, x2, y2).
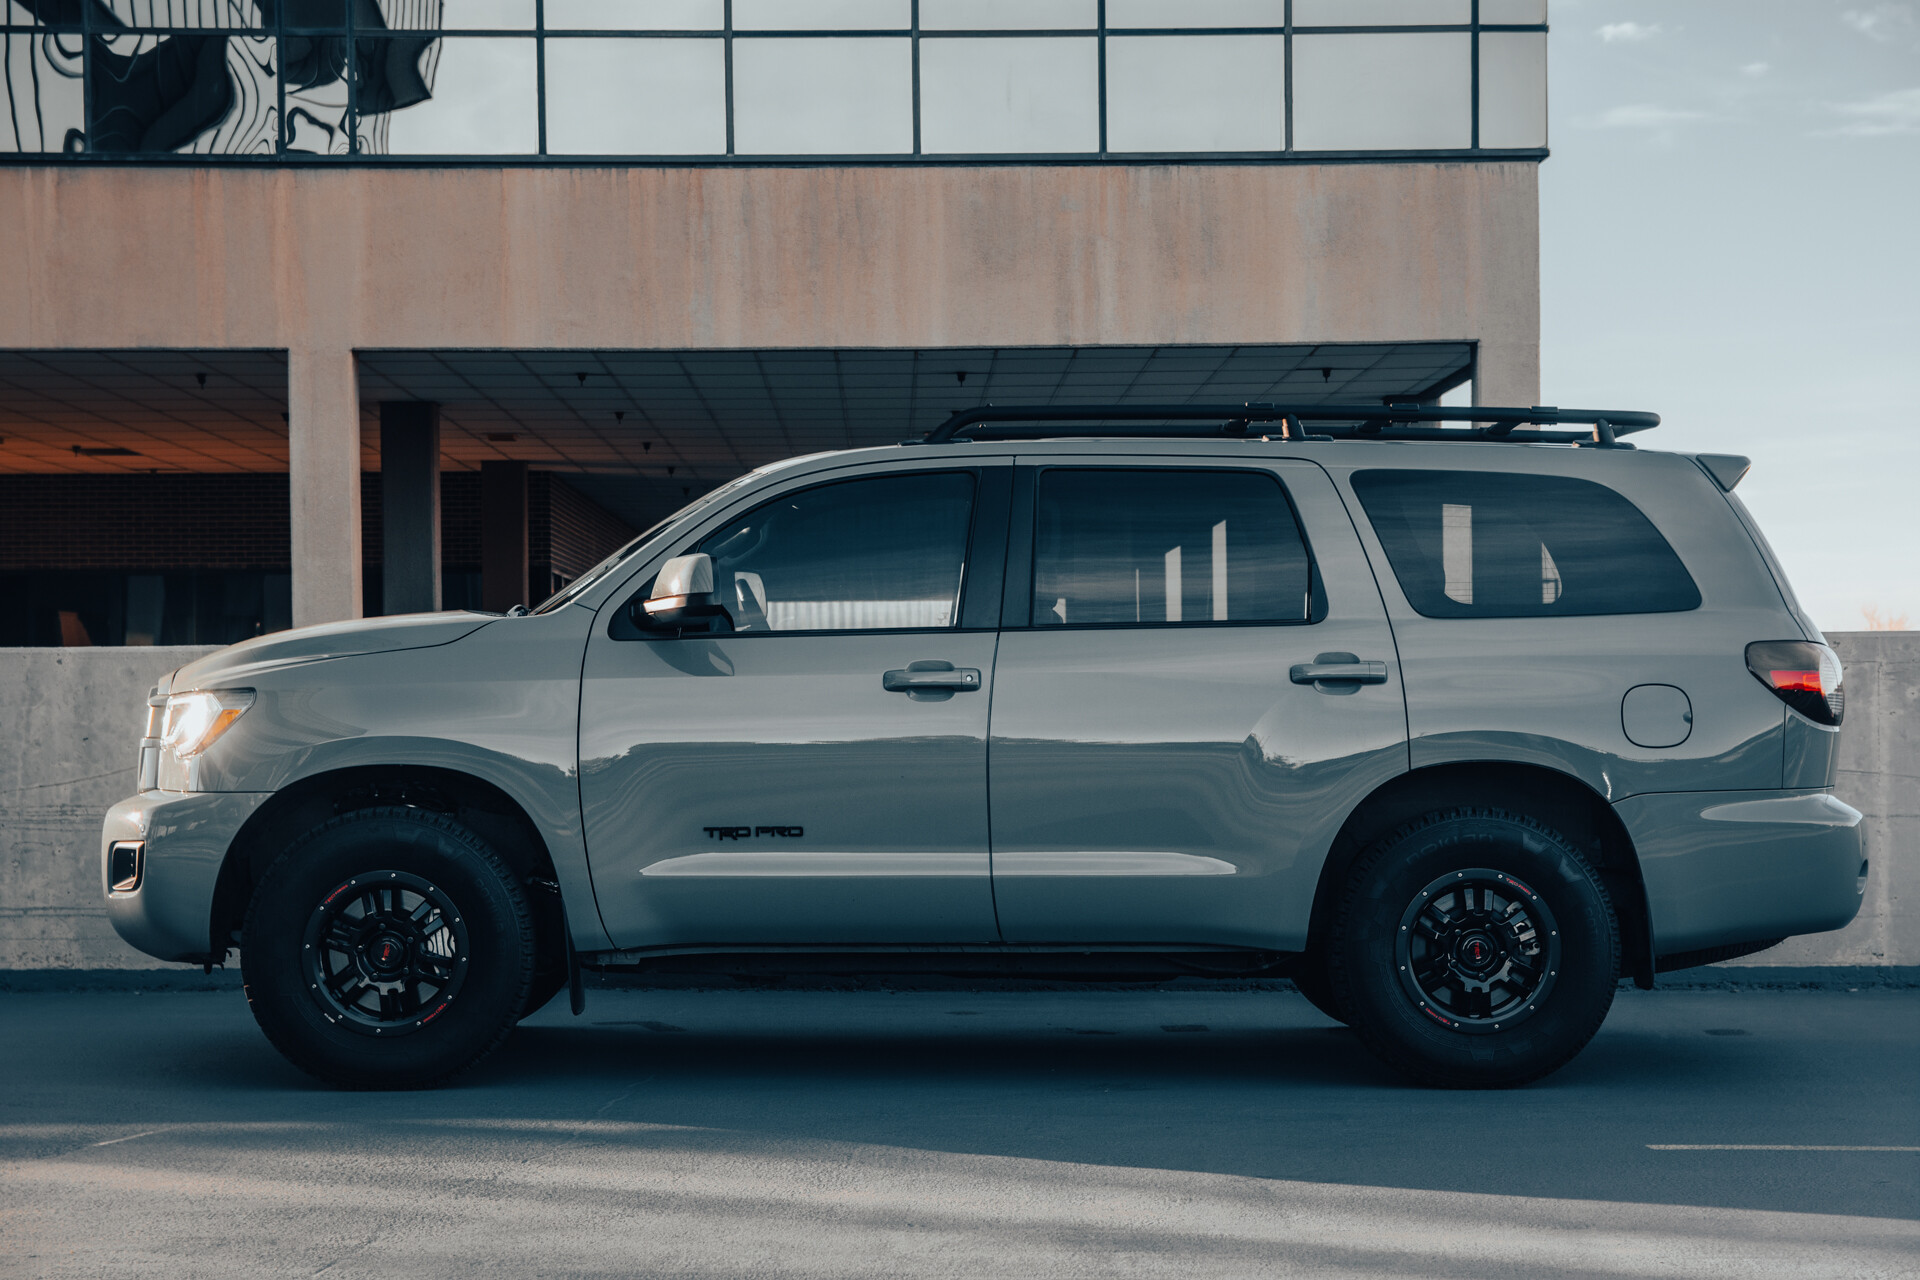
(1328, 807, 1619, 1088)
(242, 806, 535, 1089)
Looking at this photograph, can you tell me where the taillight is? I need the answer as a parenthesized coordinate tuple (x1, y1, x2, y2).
(1746, 641, 1844, 726)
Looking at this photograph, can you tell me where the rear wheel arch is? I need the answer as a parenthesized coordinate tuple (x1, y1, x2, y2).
(1306, 762, 1653, 988)
(211, 766, 568, 999)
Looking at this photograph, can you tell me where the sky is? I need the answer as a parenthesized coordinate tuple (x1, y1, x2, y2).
(1540, 0, 1920, 632)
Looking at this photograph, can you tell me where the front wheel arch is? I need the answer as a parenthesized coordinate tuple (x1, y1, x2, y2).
(210, 765, 569, 1008)
(1306, 762, 1653, 989)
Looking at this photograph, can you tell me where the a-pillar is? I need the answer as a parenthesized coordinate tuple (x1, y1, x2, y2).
(380, 402, 442, 615)
(481, 460, 530, 613)
(288, 348, 363, 628)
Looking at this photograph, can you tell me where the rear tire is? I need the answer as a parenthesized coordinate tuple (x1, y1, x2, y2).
(241, 806, 535, 1089)
(1328, 807, 1618, 1088)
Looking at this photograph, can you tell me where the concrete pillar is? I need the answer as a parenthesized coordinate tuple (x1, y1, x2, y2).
(1472, 340, 1541, 410)
(288, 348, 363, 628)
(481, 460, 530, 613)
(380, 402, 442, 616)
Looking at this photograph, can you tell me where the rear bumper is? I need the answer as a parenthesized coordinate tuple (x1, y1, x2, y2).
(102, 791, 271, 963)
(1616, 789, 1866, 957)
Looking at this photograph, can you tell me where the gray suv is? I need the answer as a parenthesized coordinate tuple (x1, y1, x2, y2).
(101, 404, 1866, 1089)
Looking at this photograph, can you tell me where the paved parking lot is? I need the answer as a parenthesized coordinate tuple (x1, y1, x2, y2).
(2, 984, 1916, 1278)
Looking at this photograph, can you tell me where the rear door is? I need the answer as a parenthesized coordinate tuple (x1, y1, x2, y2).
(580, 461, 1011, 949)
(986, 456, 1407, 951)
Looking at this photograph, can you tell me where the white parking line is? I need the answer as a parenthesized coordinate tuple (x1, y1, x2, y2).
(89, 1128, 175, 1148)
(1648, 1144, 1920, 1152)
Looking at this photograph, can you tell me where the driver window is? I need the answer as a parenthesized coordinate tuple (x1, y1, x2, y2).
(694, 472, 976, 632)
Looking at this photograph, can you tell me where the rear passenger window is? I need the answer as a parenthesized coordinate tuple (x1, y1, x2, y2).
(1032, 469, 1312, 626)
(1351, 469, 1700, 619)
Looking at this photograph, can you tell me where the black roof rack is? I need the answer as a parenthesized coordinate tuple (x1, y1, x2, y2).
(912, 403, 1660, 448)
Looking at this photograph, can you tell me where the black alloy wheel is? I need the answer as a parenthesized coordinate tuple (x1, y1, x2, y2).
(1395, 868, 1561, 1033)
(243, 806, 535, 1089)
(302, 871, 470, 1036)
(1328, 807, 1618, 1088)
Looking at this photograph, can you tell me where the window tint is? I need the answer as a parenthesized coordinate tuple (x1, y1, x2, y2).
(695, 472, 975, 632)
(1350, 469, 1700, 619)
(1031, 469, 1312, 626)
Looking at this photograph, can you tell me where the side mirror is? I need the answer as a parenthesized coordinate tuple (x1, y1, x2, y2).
(633, 553, 730, 631)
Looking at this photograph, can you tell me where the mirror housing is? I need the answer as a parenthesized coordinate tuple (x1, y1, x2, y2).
(633, 553, 730, 631)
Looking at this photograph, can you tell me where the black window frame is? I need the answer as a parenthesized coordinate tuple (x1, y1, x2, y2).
(608, 464, 1009, 641)
(1003, 463, 1325, 632)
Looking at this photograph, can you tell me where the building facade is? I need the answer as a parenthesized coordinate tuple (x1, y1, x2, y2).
(2, 0, 1548, 637)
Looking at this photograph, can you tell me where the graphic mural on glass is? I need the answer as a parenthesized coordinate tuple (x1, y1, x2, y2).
(2, 0, 440, 154)
(3, 3, 1548, 158)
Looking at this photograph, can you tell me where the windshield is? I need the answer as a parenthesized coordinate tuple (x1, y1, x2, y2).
(531, 472, 764, 615)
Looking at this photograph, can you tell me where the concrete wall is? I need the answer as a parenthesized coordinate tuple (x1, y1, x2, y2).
(0, 164, 1540, 362)
(4, 633, 1905, 974)
(0, 646, 216, 968)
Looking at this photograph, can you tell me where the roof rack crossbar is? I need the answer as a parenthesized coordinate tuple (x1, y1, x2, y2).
(915, 402, 1659, 446)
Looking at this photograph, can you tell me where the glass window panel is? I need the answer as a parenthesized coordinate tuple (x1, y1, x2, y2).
(1105, 34, 1283, 152)
(1292, 0, 1468, 24)
(1032, 470, 1311, 627)
(283, 29, 352, 152)
(731, 0, 907, 30)
(543, 0, 723, 30)
(1291, 32, 1469, 150)
(1351, 471, 1701, 619)
(1104, 0, 1282, 28)
(545, 36, 725, 154)
(1, 29, 83, 152)
(731, 36, 910, 154)
(98, 0, 262, 28)
(374, 35, 537, 153)
(86, 30, 278, 151)
(1479, 30, 1545, 148)
(436, 0, 535, 30)
(279, 0, 349, 30)
(1479, 0, 1547, 22)
(919, 35, 1095, 153)
(694, 473, 975, 633)
(919, 0, 1093, 29)
(180, 32, 278, 152)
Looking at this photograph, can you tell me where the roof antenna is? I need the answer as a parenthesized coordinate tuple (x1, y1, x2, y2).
(575, 372, 587, 385)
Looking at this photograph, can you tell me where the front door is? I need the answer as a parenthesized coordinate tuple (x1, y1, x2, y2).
(581, 463, 1010, 949)
(987, 458, 1408, 951)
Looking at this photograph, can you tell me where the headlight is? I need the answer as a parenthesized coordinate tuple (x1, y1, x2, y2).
(160, 689, 255, 760)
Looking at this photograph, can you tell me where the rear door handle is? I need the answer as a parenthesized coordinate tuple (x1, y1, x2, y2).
(883, 667, 982, 692)
(1289, 659, 1388, 685)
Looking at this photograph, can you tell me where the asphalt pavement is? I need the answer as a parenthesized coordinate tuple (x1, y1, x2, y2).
(1, 984, 1916, 1278)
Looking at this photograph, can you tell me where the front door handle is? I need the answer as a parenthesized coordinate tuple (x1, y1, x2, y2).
(883, 666, 982, 692)
(1289, 658, 1389, 686)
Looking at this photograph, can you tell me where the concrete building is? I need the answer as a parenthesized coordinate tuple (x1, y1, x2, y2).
(3, 0, 1548, 636)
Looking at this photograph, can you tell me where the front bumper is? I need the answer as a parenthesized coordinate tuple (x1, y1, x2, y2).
(102, 791, 271, 963)
(1617, 789, 1866, 957)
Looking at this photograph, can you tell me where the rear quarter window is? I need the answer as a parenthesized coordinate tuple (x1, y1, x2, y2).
(1350, 469, 1701, 619)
